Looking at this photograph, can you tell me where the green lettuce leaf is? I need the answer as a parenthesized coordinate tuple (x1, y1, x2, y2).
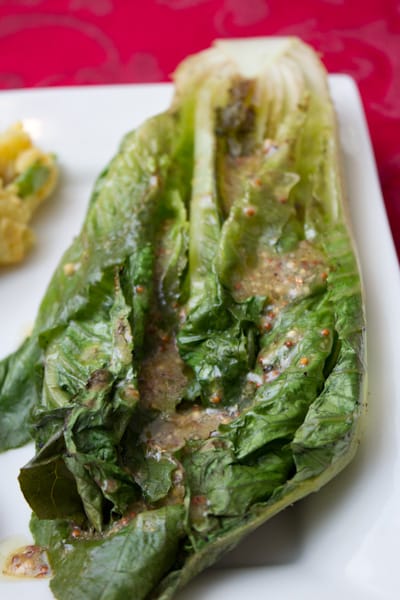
(30, 506, 186, 600)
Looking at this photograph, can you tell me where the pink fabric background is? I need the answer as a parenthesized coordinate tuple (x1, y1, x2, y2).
(1, 0, 399, 259)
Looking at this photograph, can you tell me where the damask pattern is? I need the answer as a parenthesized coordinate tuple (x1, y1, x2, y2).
(0, 0, 398, 257)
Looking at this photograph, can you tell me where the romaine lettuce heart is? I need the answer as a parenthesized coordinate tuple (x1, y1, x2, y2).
(0, 37, 366, 600)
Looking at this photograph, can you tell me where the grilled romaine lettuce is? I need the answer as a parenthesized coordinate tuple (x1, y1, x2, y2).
(0, 37, 366, 600)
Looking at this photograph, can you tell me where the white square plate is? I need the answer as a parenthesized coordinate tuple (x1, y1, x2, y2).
(1, 77, 399, 599)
